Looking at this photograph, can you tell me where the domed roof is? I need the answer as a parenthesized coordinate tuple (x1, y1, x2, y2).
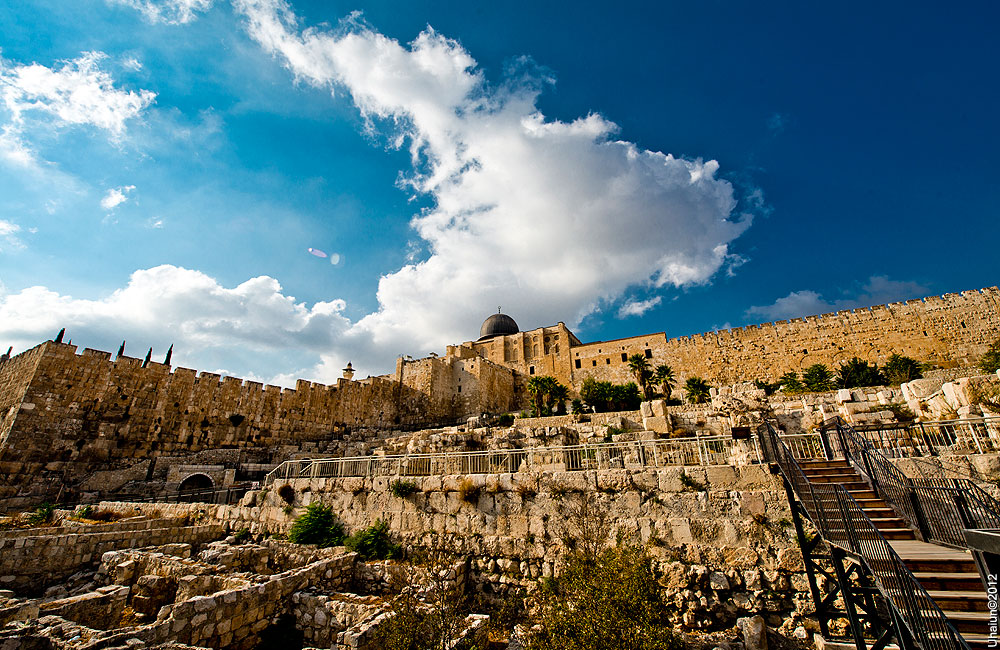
(478, 311, 519, 341)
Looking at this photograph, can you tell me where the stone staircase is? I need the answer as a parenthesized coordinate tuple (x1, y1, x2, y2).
(798, 459, 991, 649)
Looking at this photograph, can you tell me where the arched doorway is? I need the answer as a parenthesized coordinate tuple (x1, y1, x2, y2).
(178, 473, 214, 502)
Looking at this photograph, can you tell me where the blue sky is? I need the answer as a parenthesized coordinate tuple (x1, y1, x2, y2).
(0, 0, 997, 385)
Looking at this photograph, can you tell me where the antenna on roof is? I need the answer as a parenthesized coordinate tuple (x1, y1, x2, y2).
(498, 306, 501, 313)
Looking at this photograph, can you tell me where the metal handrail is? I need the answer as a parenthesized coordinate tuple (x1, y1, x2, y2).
(823, 417, 1000, 549)
(264, 435, 744, 484)
(762, 422, 970, 650)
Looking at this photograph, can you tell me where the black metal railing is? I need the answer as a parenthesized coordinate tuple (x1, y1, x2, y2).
(65, 484, 252, 508)
(822, 417, 1000, 549)
(760, 422, 970, 650)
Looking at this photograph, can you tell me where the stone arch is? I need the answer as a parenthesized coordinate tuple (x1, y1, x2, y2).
(178, 473, 214, 501)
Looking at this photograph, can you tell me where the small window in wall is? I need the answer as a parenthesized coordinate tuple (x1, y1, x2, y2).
(592, 360, 597, 366)
(555, 344, 559, 354)
(575, 359, 581, 369)
(644, 349, 652, 359)
(621, 353, 627, 362)
(605, 358, 610, 364)
(458, 385, 462, 393)
(533, 344, 539, 357)
(529, 366, 535, 375)
(961, 321, 966, 328)
(802, 349, 808, 354)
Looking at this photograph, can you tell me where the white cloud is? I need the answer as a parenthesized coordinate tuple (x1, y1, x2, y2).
(0, 265, 353, 386)
(100, 185, 136, 210)
(0, 219, 25, 251)
(107, 0, 215, 24)
(746, 276, 930, 321)
(1, 51, 155, 138)
(233, 0, 754, 375)
(617, 296, 662, 319)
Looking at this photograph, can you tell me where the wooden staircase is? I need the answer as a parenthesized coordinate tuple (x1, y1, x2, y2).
(798, 459, 991, 648)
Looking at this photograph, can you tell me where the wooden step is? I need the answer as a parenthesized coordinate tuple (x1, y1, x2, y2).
(799, 460, 851, 469)
(937, 609, 990, 634)
(904, 558, 979, 573)
(801, 466, 857, 476)
(809, 474, 868, 485)
(879, 528, 917, 540)
(910, 571, 983, 591)
(925, 590, 988, 612)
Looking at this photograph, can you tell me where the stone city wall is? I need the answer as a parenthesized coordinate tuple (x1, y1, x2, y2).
(0, 521, 224, 593)
(0, 341, 516, 506)
(465, 287, 1000, 394)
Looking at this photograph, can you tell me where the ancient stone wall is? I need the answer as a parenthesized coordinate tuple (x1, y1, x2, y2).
(460, 287, 1000, 394)
(0, 341, 516, 506)
(0, 521, 224, 593)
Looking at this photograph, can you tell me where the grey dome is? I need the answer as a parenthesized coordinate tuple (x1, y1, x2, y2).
(478, 313, 519, 341)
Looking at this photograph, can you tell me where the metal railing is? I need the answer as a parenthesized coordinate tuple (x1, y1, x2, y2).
(847, 417, 1000, 458)
(823, 417, 1000, 549)
(760, 422, 970, 650)
(264, 434, 760, 484)
(73, 484, 252, 507)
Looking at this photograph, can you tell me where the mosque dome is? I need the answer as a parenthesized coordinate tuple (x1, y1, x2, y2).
(478, 311, 519, 341)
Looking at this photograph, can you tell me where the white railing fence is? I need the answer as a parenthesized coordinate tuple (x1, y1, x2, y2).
(263, 432, 806, 484)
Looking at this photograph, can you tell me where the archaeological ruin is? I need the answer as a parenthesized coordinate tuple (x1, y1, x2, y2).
(1, 285, 999, 649)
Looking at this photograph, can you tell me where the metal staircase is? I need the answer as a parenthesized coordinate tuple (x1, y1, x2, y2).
(759, 419, 1000, 650)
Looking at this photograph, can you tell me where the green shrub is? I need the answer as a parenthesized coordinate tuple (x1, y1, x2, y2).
(803, 364, 835, 392)
(390, 479, 419, 498)
(836, 357, 885, 388)
(884, 402, 917, 423)
(884, 354, 924, 385)
(526, 546, 682, 650)
(679, 471, 706, 492)
(233, 527, 251, 543)
(345, 520, 401, 560)
(287, 502, 345, 547)
(277, 483, 296, 504)
(778, 371, 804, 394)
(26, 502, 55, 526)
(497, 413, 515, 426)
(980, 338, 1000, 374)
(458, 478, 481, 504)
(73, 505, 94, 520)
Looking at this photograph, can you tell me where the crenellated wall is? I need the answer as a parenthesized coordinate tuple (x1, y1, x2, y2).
(0, 341, 516, 507)
(457, 287, 1000, 391)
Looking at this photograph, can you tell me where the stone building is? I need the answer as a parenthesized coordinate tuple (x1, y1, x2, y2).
(450, 286, 1000, 390)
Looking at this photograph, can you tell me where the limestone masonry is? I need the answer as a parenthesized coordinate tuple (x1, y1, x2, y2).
(0, 285, 998, 508)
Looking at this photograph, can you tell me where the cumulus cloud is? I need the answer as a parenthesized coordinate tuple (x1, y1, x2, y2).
(0, 51, 155, 138)
(107, 0, 215, 24)
(617, 296, 662, 319)
(0, 265, 354, 386)
(0, 219, 25, 251)
(746, 276, 930, 321)
(233, 0, 753, 369)
(100, 185, 136, 210)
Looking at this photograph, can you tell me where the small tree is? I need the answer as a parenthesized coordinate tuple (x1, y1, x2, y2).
(526, 376, 548, 416)
(627, 354, 653, 400)
(802, 364, 835, 392)
(580, 377, 612, 412)
(980, 338, 1000, 374)
(684, 377, 712, 404)
(778, 371, 804, 394)
(548, 381, 570, 415)
(610, 382, 643, 411)
(883, 354, 924, 385)
(345, 519, 401, 560)
(653, 364, 675, 401)
(288, 502, 345, 547)
(836, 357, 885, 388)
(526, 546, 682, 650)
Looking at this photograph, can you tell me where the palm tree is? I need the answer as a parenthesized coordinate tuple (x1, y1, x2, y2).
(627, 354, 653, 400)
(684, 377, 712, 404)
(653, 364, 675, 401)
(548, 381, 570, 415)
(526, 376, 547, 416)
